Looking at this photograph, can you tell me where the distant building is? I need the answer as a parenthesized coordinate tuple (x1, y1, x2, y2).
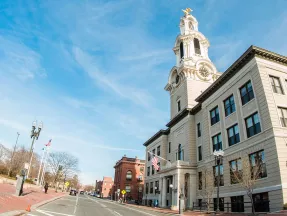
(113, 155, 145, 202)
(95, 177, 113, 198)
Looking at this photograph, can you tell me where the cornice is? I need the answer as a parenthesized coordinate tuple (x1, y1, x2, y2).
(143, 129, 170, 147)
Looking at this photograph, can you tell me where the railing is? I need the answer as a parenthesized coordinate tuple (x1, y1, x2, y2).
(193, 200, 270, 213)
(161, 160, 191, 170)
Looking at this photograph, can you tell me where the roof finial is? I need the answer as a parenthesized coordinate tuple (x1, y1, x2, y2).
(182, 8, 192, 16)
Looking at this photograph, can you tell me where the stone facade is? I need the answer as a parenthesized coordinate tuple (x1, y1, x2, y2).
(143, 9, 287, 213)
(113, 155, 145, 202)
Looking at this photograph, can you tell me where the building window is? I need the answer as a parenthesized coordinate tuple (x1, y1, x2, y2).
(278, 107, 287, 127)
(157, 146, 161, 156)
(152, 166, 154, 175)
(198, 172, 202, 190)
(213, 198, 224, 211)
(177, 100, 181, 112)
(140, 167, 144, 172)
(270, 76, 284, 94)
(150, 182, 153, 194)
(197, 123, 201, 137)
(157, 162, 160, 172)
(227, 124, 240, 146)
(249, 150, 267, 179)
(212, 133, 222, 151)
(198, 146, 202, 161)
(168, 142, 171, 153)
(213, 164, 224, 186)
(147, 167, 150, 176)
(125, 185, 131, 193)
(126, 171, 132, 181)
(231, 196, 244, 212)
(167, 179, 170, 193)
(230, 158, 242, 184)
(210, 106, 220, 125)
(194, 38, 201, 55)
(240, 80, 254, 105)
(152, 149, 155, 156)
(245, 112, 261, 138)
(178, 144, 184, 160)
(224, 95, 236, 116)
(148, 152, 151, 161)
(145, 183, 149, 194)
(155, 181, 159, 193)
(180, 42, 184, 59)
(252, 192, 270, 212)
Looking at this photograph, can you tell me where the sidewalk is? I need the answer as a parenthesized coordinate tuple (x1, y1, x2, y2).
(0, 183, 65, 214)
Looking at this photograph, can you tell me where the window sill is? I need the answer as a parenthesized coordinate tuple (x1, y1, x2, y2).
(211, 121, 220, 127)
(241, 97, 255, 108)
(246, 131, 263, 140)
(225, 111, 236, 119)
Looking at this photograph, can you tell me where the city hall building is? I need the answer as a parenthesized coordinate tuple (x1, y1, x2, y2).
(143, 9, 287, 212)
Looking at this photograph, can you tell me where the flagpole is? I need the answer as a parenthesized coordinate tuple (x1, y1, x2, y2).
(37, 147, 46, 185)
(40, 146, 49, 185)
(148, 151, 172, 165)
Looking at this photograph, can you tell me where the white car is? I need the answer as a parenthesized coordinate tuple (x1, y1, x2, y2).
(96, 194, 100, 198)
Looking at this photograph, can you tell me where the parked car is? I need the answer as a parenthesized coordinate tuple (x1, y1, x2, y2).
(96, 194, 100, 198)
(80, 191, 84, 195)
(69, 189, 77, 196)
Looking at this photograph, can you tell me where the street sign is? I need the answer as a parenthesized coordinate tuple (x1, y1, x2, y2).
(121, 190, 126, 195)
(65, 182, 70, 187)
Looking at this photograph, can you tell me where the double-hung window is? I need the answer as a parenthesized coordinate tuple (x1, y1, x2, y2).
(249, 150, 267, 179)
(197, 123, 201, 137)
(224, 95, 236, 116)
(157, 146, 161, 156)
(270, 76, 284, 94)
(240, 80, 255, 105)
(198, 172, 202, 190)
(147, 167, 150, 176)
(245, 112, 261, 138)
(150, 182, 154, 193)
(210, 106, 220, 125)
(212, 133, 222, 151)
(227, 124, 240, 146)
(198, 146, 202, 161)
(145, 183, 149, 194)
(278, 107, 287, 127)
(213, 164, 224, 186)
(230, 158, 242, 184)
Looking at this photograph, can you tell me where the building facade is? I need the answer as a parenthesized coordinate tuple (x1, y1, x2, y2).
(95, 177, 113, 198)
(143, 9, 287, 212)
(113, 155, 145, 202)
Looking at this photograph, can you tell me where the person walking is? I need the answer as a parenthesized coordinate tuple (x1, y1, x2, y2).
(44, 183, 49, 194)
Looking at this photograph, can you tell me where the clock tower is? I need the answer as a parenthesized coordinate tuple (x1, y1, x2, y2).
(165, 9, 221, 119)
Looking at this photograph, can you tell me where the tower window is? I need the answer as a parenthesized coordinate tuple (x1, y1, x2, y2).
(177, 100, 181, 112)
(180, 42, 184, 59)
(176, 75, 180, 84)
(194, 38, 201, 55)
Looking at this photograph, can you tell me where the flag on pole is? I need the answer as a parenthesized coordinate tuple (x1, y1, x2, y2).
(45, 139, 52, 146)
(151, 155, 159, 171)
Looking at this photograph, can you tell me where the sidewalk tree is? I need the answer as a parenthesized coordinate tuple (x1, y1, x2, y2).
(199, 167, 215, 212)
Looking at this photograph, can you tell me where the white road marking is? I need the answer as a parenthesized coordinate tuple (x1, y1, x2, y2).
(100, 203, 107, 208)
(37, 209, 74, 216)
(107, 208, 123, 216)
(73, 194, 79, 214)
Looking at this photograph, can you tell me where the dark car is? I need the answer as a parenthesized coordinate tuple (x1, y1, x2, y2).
(70, 190, 77, 196)
(80, 191, 84, 195)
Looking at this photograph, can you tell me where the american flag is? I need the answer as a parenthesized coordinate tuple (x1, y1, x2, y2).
(151, 155, 159, 171)
(45, 139, 52, 146)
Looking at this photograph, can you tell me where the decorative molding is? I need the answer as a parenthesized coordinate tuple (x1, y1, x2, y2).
(174, 127, 184, 137)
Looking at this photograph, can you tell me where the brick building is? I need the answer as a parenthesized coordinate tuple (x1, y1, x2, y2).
(113, 155, 145, 202)
(95, 177, 113, 198)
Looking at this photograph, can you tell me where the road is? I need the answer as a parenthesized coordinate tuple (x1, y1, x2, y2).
(26, 194, 176, 216)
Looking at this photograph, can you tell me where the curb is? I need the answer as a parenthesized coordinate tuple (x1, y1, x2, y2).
(0, 194, 66, 216)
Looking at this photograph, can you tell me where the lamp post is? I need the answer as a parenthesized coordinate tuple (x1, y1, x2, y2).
(213, 149, 224, 212)
(27, 120, 43, 179)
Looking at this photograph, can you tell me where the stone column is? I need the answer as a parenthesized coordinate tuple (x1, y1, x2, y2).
(162, 177, 167, 207)
(158, 178, 162, 207)
(189, 173, 197, 210)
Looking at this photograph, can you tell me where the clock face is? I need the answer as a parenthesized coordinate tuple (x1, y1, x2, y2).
(199, 66, 210, 77)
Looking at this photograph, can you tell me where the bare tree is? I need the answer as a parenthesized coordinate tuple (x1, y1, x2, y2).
(47, 152, 79, 186)
(230, 155, 265, 215)
(199, 168, 215, 212)
(84, 185, 94, 192)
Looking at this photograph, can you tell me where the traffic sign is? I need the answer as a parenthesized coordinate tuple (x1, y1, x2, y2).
(121, 190, 126, 195)
(65, 182, 70, 187)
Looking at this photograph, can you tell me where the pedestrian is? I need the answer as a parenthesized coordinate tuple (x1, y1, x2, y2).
(44, 183, 49, 194)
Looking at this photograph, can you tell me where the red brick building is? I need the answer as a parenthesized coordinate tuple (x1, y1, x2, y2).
(113, 155, 145, 202)
(95, 177, 113, 198)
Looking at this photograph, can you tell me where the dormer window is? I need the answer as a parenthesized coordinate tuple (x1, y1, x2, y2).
(180, 42, 184, 59)
(194, 38, 201, 55)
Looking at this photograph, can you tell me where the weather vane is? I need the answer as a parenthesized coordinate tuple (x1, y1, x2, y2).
(182, 8, 192, 16)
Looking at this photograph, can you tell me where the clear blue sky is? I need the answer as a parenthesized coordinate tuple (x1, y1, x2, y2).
(0, 0, 286, 184)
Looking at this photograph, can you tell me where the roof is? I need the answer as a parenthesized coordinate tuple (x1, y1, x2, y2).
(143, 129, 170, 147)
(195, 45, 287, 103)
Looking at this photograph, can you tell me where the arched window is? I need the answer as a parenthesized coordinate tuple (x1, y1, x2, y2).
(194, 38, 201, 55)
(180, 42, 184, 59)
(189, 21, 193, 30)
(178, 144, 184, 160)
(126, 171, 132, 181)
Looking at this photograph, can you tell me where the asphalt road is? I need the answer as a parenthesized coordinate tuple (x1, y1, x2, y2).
(25, 194, 176, 216)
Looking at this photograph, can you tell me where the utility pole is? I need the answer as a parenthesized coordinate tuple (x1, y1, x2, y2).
(8, 132, 20, 177)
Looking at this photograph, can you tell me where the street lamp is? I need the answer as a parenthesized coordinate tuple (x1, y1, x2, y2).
(27, 120, 43, 179)
(213, 149, 224, 212)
